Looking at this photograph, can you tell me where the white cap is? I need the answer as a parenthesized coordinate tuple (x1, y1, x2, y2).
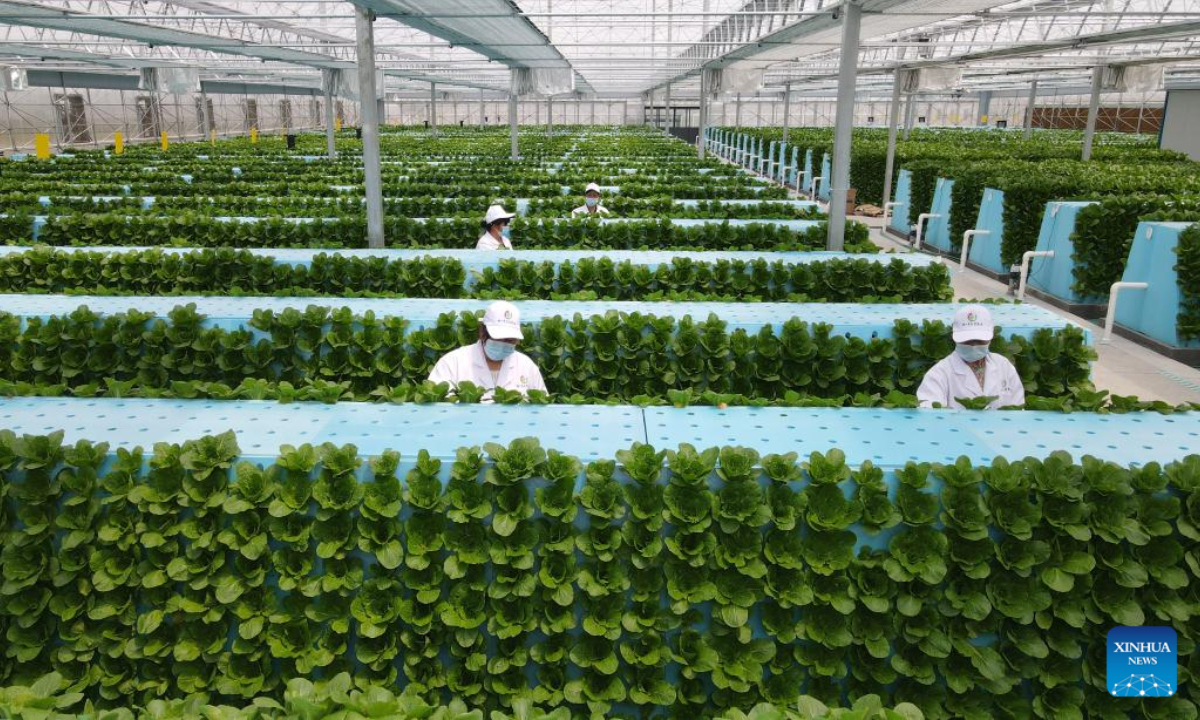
(952, 305, 994, 343)
(584, 182, 602, 194)
(484, 204, 516, 225)
(482, 300, 523, 341)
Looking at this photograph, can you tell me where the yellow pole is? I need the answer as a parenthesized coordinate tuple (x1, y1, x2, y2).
(210, 130, 216, 146)
(335, 117, 342, 132)
(160, 131, 169, 151)
(250, 127, 258, 144)
(113, 131, 124, 155)
(34, 133, 51, 160)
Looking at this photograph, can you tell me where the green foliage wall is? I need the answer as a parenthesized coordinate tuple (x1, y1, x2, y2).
(0, 306, 1093, 403)
(1178, 224, 1200, 343)
(1070, 198, 1200, 300)
(1, 431, 1198, 719)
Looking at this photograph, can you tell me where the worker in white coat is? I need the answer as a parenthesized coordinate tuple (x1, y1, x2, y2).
(571, 182, 611, 217)
(428, 300, 548, 401)
(476, 204, 516, 250)
(917, 305, 1025, 410)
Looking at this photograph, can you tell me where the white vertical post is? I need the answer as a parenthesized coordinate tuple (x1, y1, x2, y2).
(882, 69, 903, 213)
(735, 93, 742, 128)
(827, 0, 862, 252)
(903, 90, 917, 140)
(355, 6, 384, 248)
(546, 96, 552, 136)
(664, 82, 672, 135)
(781, 82, 791, 143)
(429, 82, 438, 136)
(1024, 79, 1038, 139)
(1083, 66, 1103, 161)
(698, 69, 709, 159)
(324, 83, 336, 158)
(509, 90, 519, 159)
(977, 91, 992, 126)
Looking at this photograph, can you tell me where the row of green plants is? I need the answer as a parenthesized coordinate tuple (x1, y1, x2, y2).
(0, 193, 821, 221)
(9, 215, 860, 252)
(0, 673, 923, 720)
(0, 429, 1196, 718)
(0, 305, 1093, 401)
(0, 248, 945, 303)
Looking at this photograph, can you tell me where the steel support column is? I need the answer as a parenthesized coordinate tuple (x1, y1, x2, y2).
(977, 90, 992, 126)
(509, 86, 518, 159)
(1024, 80, 1038, 139)
(781, 82, 791, 143)
(882, 68, 903, 213)
(354, 5, 384, 248)
(664, 82, 672, 134)
(1083, 66, 1103, 161)
(698, 70, 709, 159)
(827, 0, 862, 252)
(903, 91, 917, 140)
(324, 85, 336, 158)
(430, 82, 438, 136)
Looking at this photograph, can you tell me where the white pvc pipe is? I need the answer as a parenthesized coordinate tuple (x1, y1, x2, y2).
(1017, 250, 1054, 301)
(882, 201, 900, 234)
(915, 212, 941, 250)
(810, 176, 823, 200)
(1101, 282, 1149, 344)
(958, 229, 990, 272)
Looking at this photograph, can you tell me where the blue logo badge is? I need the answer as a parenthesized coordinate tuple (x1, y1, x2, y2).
(1107, 626, 1177, 697)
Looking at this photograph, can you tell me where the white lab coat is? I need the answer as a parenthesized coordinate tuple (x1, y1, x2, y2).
(571, 204, 611, 217)
(428, 342, 547, 401)
(917, 352, 1025, 410)
(476, 231, 513, 250)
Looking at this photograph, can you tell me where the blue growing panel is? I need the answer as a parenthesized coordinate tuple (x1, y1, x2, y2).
(967, 187, 1007, 276)
(888, 169, 912, 234)
(922, 177, 954, 253)
(1027, 201, 1103, 305)
(0, 294, 1090, 342)
(4, 397, 1193, 476)
(0, 398, 644, 463)
(643, 405, 1200, 470)
(1114, 221, 1200, 349)
(601, 217, 818, 231)
(817, 153, 832, 201)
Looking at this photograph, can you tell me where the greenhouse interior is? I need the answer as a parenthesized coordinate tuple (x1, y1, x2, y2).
(3, 0, 1200, 718)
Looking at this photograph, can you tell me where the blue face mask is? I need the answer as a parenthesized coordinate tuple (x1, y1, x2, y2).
(484, 339, 516, 362)
(585, 197, 599, 208)
(956, 343, 990, 363)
